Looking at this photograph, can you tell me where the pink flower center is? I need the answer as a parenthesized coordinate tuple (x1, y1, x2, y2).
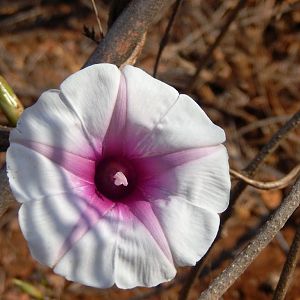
(94, 157, 137, 200)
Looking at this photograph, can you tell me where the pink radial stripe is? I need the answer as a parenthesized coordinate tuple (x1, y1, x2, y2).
(134, 145, 223, 181)
(126, 193, 173, 263)
(54, 191, 115, 265)
(14, 141, 96, 183)
(103, 73, 127, 156)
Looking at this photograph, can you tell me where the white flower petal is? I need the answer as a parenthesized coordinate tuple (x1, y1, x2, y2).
(7, 144, 90, 203)
(114, 204, 176, 288)
(151, 197, 220, 266)
(121, 65, 179, 157)
(127, 198, 173, 263)
(9, 89, 95, 159)
(143, 145, 230, 213)
(60, 64, 121, 154)
(19, 192, 90, 267)
(54, 208, 118, 288)
(133, 93, 226, 157)
(54, 203, 176, 289)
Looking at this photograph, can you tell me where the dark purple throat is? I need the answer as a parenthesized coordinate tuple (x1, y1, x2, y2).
(94, 156, 137, 200)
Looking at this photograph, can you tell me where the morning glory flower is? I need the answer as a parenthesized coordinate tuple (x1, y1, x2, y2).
(6, 64, 230, 288)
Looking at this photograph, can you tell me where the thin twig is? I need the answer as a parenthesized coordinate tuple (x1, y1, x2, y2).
(273, 224, 300, 300)
(230, 165, 300, 190)
(236, 115, 291, 137)
(179, 110, 300, 300)
(91, 0, 104, 39)
(153, 0, 183, 78)
(83, 0, 174, 67)
(188, 0, 247, 92)
(198, 177, 300, 300)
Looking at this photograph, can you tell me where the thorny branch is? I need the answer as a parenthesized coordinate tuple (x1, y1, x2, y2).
(179, 110, 300, 300)
(273, 224, 300, 300)
(198, 176, 300, 300)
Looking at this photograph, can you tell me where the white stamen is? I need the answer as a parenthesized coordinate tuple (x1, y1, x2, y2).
(113, 171, 128, 186)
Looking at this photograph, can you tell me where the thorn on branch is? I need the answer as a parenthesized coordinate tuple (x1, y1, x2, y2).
(83, 25, 99, 44)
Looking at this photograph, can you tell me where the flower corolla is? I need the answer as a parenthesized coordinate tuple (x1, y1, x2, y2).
(7, 64, 230, 288)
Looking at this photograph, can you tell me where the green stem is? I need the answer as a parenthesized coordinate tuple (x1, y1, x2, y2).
(0, 75, 24, 126)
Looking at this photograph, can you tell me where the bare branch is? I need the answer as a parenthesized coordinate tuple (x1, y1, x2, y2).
(153, 0, 183, 77)
(83, 0, 174, 68)
(198, 176, 300, 300)
(230, 165, 300, 190)
(188, 0, 247, 91)
(273, 224, 300, 300)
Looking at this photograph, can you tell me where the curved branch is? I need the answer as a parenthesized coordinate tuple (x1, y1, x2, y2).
(83, 0, 174, 67)
(230, 165, 300, 190)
